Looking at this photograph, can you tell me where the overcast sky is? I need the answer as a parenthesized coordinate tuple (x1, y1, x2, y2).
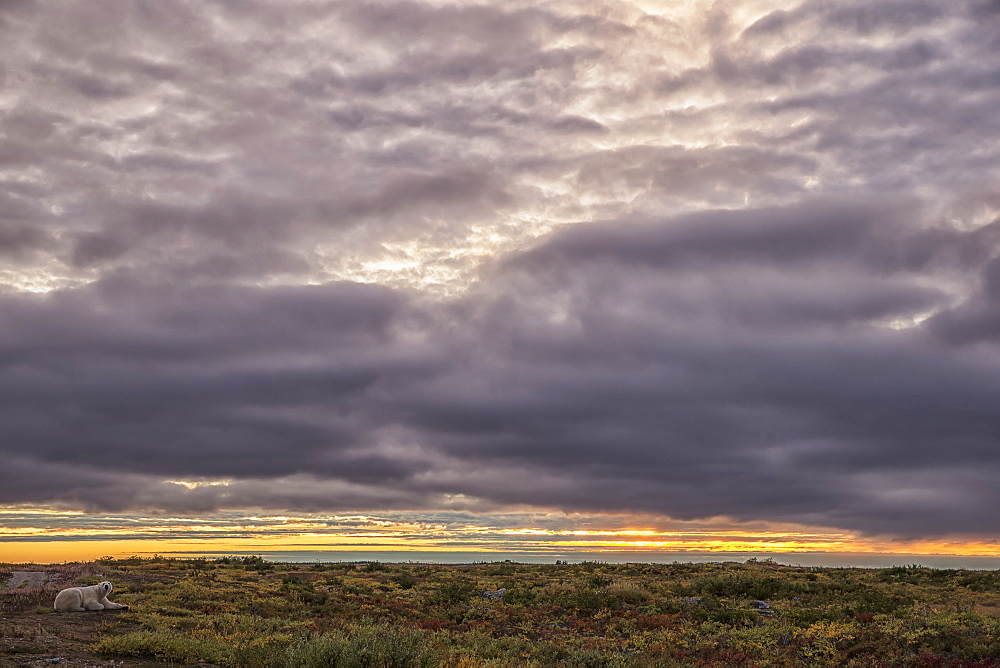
(3, 0, 1000, 547)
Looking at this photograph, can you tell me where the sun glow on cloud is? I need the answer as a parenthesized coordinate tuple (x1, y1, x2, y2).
(164, 479, 234, 491)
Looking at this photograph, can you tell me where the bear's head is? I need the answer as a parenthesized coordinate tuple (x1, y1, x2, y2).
(100, 581, 112, 594)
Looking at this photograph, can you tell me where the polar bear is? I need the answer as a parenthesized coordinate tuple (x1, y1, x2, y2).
(53, 581, 129, 612)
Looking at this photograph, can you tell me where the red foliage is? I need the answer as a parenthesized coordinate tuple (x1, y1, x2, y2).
(635, 613, 680, 630)
(908, 654, 1000, 668)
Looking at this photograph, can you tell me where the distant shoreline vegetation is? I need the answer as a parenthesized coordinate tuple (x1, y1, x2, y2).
(8, 553, 1000, 571)
(9, 549, 1000, 571)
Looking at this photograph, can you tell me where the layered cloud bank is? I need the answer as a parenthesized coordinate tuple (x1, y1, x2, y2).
(3, 0, 1000, 545)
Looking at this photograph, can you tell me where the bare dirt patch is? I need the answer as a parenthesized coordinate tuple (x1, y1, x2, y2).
(6, 572, 64, 591)
(975, 602, 1000, 616)
(1, 610, 142, 667)
(0, 566, 176, 667)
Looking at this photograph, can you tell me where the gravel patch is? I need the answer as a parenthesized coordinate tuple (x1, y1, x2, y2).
(4, 571, 61, 590)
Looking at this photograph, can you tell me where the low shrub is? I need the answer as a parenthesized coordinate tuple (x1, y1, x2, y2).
(427, 578, 476, 605)
(93, 629, 231, 664)
(393, 572, 417, 590)
(286, 623, 435, 668)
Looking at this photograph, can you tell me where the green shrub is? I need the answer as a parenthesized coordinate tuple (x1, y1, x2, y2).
(849, 589, 912, 615)
(92, 630, 231, 664)
(958, 572, 1000, 592)
(502, 585, 539, 605)
(567, 588, 620, 614)
(586, 573, 613, 588)
(286, 623, 435, 668)
(687, 598, 757, 627)
(427, 578, 476, 605)
(563, 647, 622, 667)
(215, 555, 273, 572)
(693, 573, 792, 600)
(605, 582, 653, 605)
(393, 572, 417, 590)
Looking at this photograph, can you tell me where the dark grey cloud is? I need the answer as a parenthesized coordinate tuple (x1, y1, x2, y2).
(390, 199, 1000, 536)
(3, 0, 1000, 542)
(746, 1, 946, 39)
(928, 255, 1000, 345)
(0, 278, 429, 489)
(5, 197, 1000, 537)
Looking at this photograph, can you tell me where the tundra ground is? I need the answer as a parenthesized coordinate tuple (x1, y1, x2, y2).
(3, 557, 1000, 666)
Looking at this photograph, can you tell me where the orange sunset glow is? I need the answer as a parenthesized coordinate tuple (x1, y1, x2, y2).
(4, 507, 1000, 568)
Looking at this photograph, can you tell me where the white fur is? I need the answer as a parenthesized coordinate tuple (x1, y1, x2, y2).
(53, 581, 129, 612)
